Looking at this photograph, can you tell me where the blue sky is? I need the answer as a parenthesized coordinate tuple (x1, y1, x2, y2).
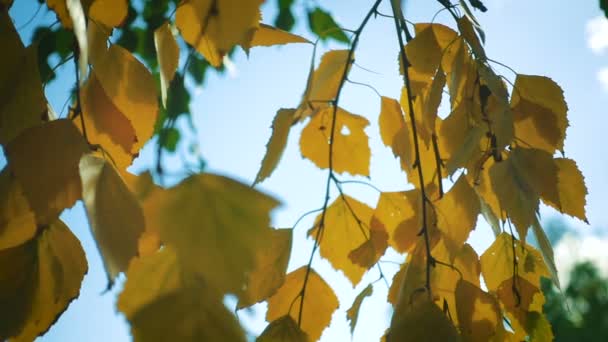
(6, 0, 608, 341)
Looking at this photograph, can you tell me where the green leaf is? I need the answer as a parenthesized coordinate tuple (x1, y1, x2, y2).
(307, 7, 350, 44)
(163, 127, 180, 152)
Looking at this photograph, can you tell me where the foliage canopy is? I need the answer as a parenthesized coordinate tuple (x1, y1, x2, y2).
(0, 0, 589, 341)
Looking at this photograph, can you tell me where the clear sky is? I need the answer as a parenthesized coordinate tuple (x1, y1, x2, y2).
(6, 0, 608, 341)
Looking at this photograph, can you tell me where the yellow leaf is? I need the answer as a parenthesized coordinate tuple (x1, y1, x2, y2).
(373, 190, 418, 253)
(489, 151, 539, 240)
(88, 0, 127, 27)
(348, 217, 388, 269)
(467, 157, 502, 224)
(297, 50, 351, 120)
(87, 20, 110, 66)
(438, 104, 484, 175)
(1, 220, 87, 341)
(248, 23, 311, 47)
(531, 217, 559, 289)
(155, 22, 180, 108)
(0, 168, 36, 250)
(446, 41, 477, 109)
(457, 16, 485, 60)
(145, 173, 279, 293)
(80, 71, 138, 172)
(308, 195, 374, 285)
(0, 33, 46, 144)
(300, 107, 370, 176)
(495, 275, 547, 339)
(480, 233, 549, 293)
(346, 284, 373, 334)
(405, 23, 458, 77)
(237, 228, 292, 309)
(419, 67, 446, 142)
(118, 247, 246, 342)
(79, 154, 145, 285)
(436, 175, 480, 256)
(378, 96, 412, 162)
(389, 299, 459, 342)
(5, 120, 89, 224)
(511, 74, 568, 153)
(266, 267, 338, 342)
(257, 315, 308, 342)
(94, 44, 158, 154)
(176, 0, 261, 66)
(254, 108, 296, 185)
(553, 158, 587, 221)
(455, 280, 504, 342)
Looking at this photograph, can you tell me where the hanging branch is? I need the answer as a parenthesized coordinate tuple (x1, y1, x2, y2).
(296, 0, 383, 327)
(389, 0, 436, 296)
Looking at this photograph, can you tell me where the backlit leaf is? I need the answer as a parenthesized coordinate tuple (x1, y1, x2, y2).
(552, 158, 588, 222)
(297, 49, 351, 120)
(378, 96, 411, 162)
(457, 16, 485, 60)
(6, 120, 89, 224)
(87, 20, 110, 66)
(118, 247, 246, 342)
(308, 195, 374, 285)
(531, 217, 559, 289)
(0, 168, 36, 250)
(155, 22, 180, 108)
(480, 233, 549, 292)
(254, 108, 296, 185)
(89, 0, 127, 28)
(248, 23, 311, 47)
(145, 173, 279, 293)
(257, 315, 308, 342)
(176, 0, 261, 66)
(307, 7, 349, 44)
(346, 284, 373, 334)
(79, 154, 145, 285)
(237, 228, 292, 309)
(0, 21, 45, 145)
(436, 175, 480, 256)
(456, 280, 504, 342)
(389, 299, 459, 341)
(1, 220, 86, 341)
(300, 107, 370, 176)
(94, 44, 158, 154)
(373, 190, 418, 253)
(406, 23, 458, 78)
(511, 74, 568, 153)
(348, 217, 388, 269)
(266, 267, 338, 342)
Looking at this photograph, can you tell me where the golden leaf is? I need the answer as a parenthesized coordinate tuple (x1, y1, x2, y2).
(257, 316, 308, 342)
(373, 190, 418, 253)
(405, 23, 458, 77)
(88, 0, 127, 27)
(0, 168, 36, 250)
(266, 267, 338, 342)
(0, 22, 45, 145)
(248, 23, 311, 47)
(79, 154, 145, 285)
(457, 16, 485, 60)
(94, 44, 158, 154)
(308, 195, 374, 285)
(145, 173, 279, 293)
(118, 247, 246, 342)
(480, 233, 549, 293)
(80, 71, 138, 172)
(254, 108, 296, 185)
(531, 217, 559, 289)
(455, 280, 505, 342)
(378, 96, 412, 162)
(511, 74, 568, 153)
(348, 217, 388, 269)
(297, 49, 351, 120)
(346, 284, 373, 334)
(176, 0, 261, 66)
(552, 158, 588, 222)
(237, 228, 292, 309)
(87, 20, 110, 66)
(155, 22, 180, 108)
(436, 175, 480, 256)
(438, 104, 484, 175)
(389, 299, 459, 342)
(0, 220, 86, 341)
(6, 120, 89, 224)
(300, 107, 370, 176)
